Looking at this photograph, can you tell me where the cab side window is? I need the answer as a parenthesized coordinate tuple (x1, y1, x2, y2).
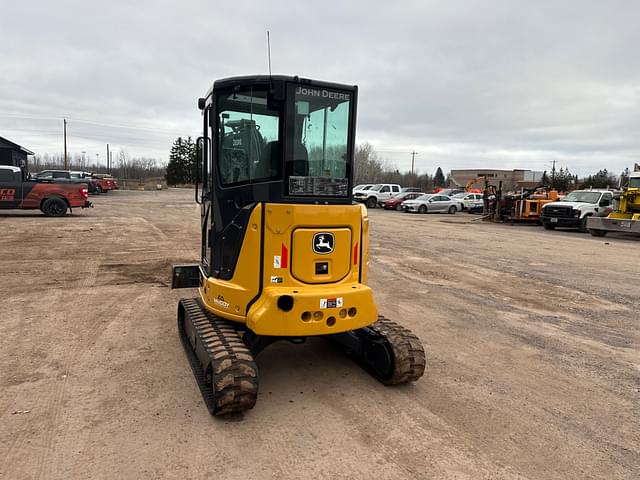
(0, 170, 15, 182)
(380, 186, 390, 193)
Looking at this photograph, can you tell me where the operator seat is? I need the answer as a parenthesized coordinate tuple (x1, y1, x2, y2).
(286, 143, 309, 177)
(255, 141, 280, 179)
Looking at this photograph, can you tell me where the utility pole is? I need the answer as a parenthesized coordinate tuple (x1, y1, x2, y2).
(63, 118, 68, 170)
(410, 150, 418, 175)
(109, 151, 113, 174)
(106, 144, 110, 173)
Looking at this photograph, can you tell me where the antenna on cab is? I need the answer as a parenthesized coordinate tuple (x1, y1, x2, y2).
(267, 30, 273, 80)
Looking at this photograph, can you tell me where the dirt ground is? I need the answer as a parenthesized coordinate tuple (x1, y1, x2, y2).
(1, 189, 638, 480)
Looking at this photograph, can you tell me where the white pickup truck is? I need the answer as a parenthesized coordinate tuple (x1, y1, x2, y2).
(353, 183, 401, 208)
(540, 189, 614, 232)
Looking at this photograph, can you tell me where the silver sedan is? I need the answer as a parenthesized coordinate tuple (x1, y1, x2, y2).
(401, 194, 459, 214)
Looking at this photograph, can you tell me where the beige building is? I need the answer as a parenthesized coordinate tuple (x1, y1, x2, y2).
(450, 169, 543, 191)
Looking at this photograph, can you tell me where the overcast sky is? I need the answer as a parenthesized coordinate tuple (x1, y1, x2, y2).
(1, 0, 639, 176)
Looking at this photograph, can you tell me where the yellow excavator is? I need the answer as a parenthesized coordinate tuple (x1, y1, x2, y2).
(172, 75, 425, 415)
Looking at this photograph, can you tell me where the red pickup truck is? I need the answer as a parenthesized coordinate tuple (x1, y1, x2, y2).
(0, 165, 91, 216)
(91, 173, 117, 192)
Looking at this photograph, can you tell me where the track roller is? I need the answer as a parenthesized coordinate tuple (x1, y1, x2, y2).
(177, 298, 258, 416)
(330, 316, 426, 385)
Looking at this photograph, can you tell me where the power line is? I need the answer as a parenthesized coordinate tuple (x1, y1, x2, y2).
(0, 112, 191, 135)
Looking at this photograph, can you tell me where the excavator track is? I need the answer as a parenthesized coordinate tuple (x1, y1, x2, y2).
(177, 298, 258, 416)
(367, 316, 426, 384)
(331, 315, 426, 385)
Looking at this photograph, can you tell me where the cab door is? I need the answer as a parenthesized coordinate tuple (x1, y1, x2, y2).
(0, 169, 22, 209)
(198, 106, 213, 274)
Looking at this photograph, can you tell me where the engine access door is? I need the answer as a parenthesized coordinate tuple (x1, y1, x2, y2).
(291, 228, 351, 284)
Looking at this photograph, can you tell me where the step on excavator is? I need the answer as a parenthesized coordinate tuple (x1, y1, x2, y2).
(172, 75, 426, 416)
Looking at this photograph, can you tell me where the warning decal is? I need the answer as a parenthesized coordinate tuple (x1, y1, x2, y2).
(320, 297, 343, 309)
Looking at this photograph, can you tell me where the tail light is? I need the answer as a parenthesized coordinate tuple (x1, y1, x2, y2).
(80, 187, 88, 198)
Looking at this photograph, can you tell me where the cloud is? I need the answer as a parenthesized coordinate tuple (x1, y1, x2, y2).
(1, 0, 638, 175)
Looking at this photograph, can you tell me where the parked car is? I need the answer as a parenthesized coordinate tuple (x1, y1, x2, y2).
(401, 194, 460, 214)
(70, 171, 99, 194)
(451, 192, 484, 211)
(91, 173, 115, 193)
(435, 188, 465, 197)
(400, 187, 422, 193)
(381, 191, 424, 210)
(353, 183, 401, 208)
(31, 169, 99, 194)
(467, 203, 484, 214)
(31, 169, 72, 180)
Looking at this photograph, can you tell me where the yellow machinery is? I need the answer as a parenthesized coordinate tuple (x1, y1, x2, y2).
(465, 176, 486, 192)
(508, 189, 560, 223)
(587, 164, 640, 236)
(172, 76, 425, 415)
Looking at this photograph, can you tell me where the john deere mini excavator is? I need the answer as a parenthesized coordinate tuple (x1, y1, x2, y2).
(172, 75, 425, 415)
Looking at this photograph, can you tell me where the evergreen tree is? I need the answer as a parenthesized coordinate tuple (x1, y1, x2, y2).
(541, 170, 549, 185)
(579, 169, 617, 189)
(434, 167, 446, 187)
(185, 136, 197, 184)
(165, 137, 197, 185)
(553, 167, 575, 192)
(166, 137, 185, 185)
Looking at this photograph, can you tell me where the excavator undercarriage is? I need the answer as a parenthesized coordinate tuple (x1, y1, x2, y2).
(178, 298, 425, 415)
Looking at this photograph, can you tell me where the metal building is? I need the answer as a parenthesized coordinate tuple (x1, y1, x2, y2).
(0, 136, 34, 167)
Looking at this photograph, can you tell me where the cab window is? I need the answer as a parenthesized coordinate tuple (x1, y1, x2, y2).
(288, 85, 352, 196)
(216, 88, 281, 186)
(0, 169, 19, 182)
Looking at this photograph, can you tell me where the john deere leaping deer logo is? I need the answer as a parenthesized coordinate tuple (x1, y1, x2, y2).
(313, 232, 334, 254)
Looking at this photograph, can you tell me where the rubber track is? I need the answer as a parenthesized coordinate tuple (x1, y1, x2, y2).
(369, 316, 426, 384)
(178, 298, 258, 416)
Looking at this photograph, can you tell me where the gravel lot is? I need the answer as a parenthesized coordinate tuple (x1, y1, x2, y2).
(1, 189, 638, 480)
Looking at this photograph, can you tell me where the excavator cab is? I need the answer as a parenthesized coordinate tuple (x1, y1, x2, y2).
(172, 75, 425, 416)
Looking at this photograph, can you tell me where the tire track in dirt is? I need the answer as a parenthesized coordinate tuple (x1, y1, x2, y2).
(36, 260, 135, 480)
(0, 288, 67, 480)
(36, 260, 102, 480)
(0, 261, 102, 480)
